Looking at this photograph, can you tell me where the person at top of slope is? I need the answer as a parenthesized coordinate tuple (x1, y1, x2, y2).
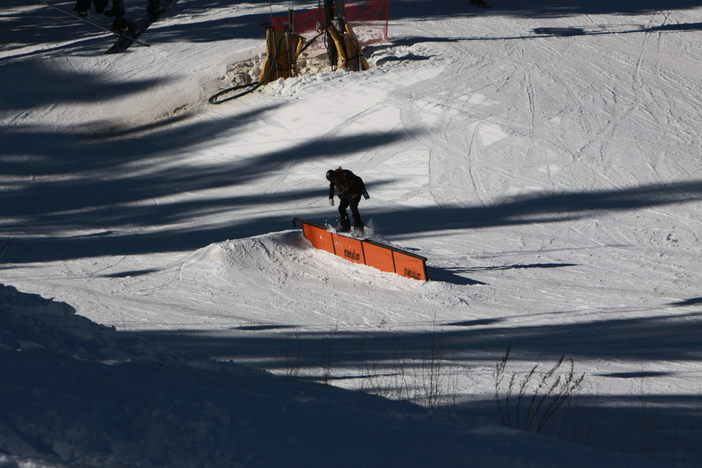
(73, 0, 127, 33)
(74, 0, 124, 16)
(326, 167, 369, 234)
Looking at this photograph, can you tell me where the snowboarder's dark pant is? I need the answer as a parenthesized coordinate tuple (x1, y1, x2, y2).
(338, 195, 363, 232)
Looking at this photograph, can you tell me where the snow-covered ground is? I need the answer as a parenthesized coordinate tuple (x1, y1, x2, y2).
(2, 0, 701, 466)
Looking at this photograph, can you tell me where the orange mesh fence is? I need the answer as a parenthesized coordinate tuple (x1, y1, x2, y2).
(270, 0, 389, 46)
(294, 218, 428, 281)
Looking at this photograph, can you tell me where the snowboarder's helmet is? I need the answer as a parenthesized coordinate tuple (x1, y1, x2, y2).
(326, 170, 337, 181)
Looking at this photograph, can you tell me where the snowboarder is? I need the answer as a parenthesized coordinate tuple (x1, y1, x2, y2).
(326, 167, 369, 233)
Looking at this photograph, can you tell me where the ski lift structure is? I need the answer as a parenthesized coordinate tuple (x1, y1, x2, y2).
(209, 0, 388, 104)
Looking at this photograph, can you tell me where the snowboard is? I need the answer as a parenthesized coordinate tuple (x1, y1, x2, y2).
(334, 227, 367, 239)
(105, 0, 180, 54)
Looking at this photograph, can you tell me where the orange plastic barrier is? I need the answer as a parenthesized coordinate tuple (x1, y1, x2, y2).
(333, 234, 366, 265)
(301, 222, 335, 254)
(392, 251, 427, 281)
(293, 218, 428, 281)
(362, 240, 395, 274)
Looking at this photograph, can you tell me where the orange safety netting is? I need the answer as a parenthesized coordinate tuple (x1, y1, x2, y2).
(270, 0, 389, 46)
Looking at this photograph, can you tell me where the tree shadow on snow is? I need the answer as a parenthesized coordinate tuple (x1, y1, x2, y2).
(3, 177, 701, 264)
(1, 0, 274, 57)
(2, 23, 701, 266)
(533, 21, 702, 38)
(3, 284, 503, 468)
(669, 297, 702, 307)
(6, 0, 701, 58)
(383, 20, 702, 47)
(4, 282, 702, 465)
(362, 180, 702, 239)
(130, 310, 702, 370)
(388, 0, 702, 20)
(0, 60, 171, 112)
(448, 393, 702, 466)
(0, 101, 416, 263)
(125, 307, 702, 464)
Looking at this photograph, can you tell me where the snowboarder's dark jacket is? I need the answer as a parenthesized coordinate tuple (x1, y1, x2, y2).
(328, 169, 366, 200)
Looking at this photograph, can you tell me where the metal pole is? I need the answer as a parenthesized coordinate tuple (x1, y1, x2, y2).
(324, 0, 337, 68)
(333, 0, 344, 32)
(287, 6, 294, 32)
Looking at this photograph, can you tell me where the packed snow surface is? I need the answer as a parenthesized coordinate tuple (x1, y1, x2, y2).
(1, 0, 701, 466)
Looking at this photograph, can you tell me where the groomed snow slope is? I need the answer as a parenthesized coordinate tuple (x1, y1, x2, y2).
(2, 0, 702, 466)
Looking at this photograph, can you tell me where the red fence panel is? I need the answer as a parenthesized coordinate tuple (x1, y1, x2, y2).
(270, 0, 389, 45)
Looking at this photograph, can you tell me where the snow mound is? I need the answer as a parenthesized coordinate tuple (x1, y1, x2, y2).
(171, 230, 441, 329)
(179, 230, 308, 281)
(179, 230, 423, 291)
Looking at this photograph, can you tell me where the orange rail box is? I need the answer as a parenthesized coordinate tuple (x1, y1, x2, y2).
(293, 218, 428, 281)
(362, 240, 396, 274)
(333, 234, 366, 265)
(392, 251, 428, 281)
(301, 222, 335, 254)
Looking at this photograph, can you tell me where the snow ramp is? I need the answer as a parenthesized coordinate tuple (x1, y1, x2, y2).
(166, 230, 430, 330)
(293, 218, 428, 281)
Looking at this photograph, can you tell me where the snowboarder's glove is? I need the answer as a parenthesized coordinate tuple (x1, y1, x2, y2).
(362, 189, 370, 200)
(329, 198, 335, 206)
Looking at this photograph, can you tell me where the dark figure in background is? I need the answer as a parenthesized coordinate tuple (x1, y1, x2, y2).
(74, 0, 122, 15)
(73, 0, 106, 16)
(327, 167, 369, 233)
(74, 0, 126, 33)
